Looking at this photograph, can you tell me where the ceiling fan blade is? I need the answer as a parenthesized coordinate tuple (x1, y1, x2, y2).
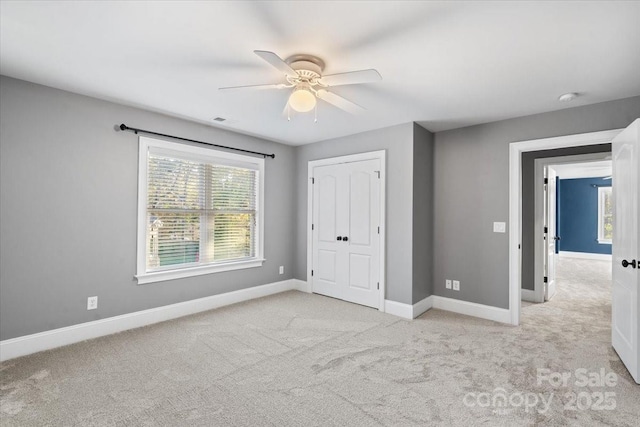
(254, 50, 297, 77)
(318, 69, 382, 87)
(317, 89, 365, 114)
(219, 83, 287, 91)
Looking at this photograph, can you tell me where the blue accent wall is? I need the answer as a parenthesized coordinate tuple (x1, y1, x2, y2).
(555, 179, 561, 254)
(557, 177, 611, 254)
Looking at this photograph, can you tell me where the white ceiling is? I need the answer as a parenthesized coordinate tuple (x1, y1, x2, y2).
(1, 1, 639, 146)
(552, 160, 612, 180)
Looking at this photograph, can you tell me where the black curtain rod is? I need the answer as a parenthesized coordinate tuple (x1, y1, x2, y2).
(118, 124, 275, 159)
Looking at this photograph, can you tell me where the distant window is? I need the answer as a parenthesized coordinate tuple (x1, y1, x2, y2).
(136, 136, 264, 284)
(597, 186, 613, 244)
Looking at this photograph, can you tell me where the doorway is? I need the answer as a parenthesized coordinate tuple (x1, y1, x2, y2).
(509, 123, 639, 383)
(307, 151, 386, 310)
(508, 128, 622, 326)
(525, 154, 613, 303)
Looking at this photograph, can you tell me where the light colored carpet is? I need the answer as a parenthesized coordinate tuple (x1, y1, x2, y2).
(1, 258, 638, 426)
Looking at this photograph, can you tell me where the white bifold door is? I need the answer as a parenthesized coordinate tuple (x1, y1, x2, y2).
(612, 119, 640, 384)
(312, 158, 381, 309)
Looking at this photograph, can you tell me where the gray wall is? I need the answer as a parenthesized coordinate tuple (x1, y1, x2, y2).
(3, 74, 639, 341)
(294, 123, 415, 304)
(433, 96, 640, 308)
(0, 76, 296, 340)
(521, 144, 611, 291)
(412, 123, 435, 303)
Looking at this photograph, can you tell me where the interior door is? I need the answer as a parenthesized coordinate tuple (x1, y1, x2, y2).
(612, 119, 639, 384)
(544, 166, 558, 301)
(312, 159, 381, 308)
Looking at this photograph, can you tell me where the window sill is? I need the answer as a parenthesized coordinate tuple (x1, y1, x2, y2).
(136, 259, 265, 285)
(597, 239, 612, 245)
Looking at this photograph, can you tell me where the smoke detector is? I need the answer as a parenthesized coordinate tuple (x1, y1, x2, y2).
(558, 93, 578, 102)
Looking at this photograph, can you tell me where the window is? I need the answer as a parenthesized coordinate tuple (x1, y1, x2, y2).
(136, 137, 264, 284)
(597, 186, 613, 244)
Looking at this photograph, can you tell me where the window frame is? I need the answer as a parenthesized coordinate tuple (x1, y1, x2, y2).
(597, 186, 613, 245)
(136, 136, 265, 284)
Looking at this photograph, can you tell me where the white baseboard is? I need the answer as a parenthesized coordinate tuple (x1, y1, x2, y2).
(384, 295, 434, 320)
(384, 299, 413, 319)
(521, 289, 538, 303)
(293, 279, 311, 293)
(431, 296, 511, 324)
(0, 279, 298, 362)
(385, 294, 510, 323)
(559, 251, 612, 261)
(413, 295, 434, 318)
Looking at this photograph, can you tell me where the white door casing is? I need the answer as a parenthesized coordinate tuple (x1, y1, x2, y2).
(307, 151, 386, 311)
(510, 129, 623, 326)
(544, 166, 558, 301)
(611, 119, 639, 384)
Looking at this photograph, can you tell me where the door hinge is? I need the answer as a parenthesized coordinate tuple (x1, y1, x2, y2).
(375, 171, 380, 179)
(311, 177, 315, 184)
(543, 276, 548, 283)
(311, 270, 314, 276)
(377, 282, 379, 290)
(544, 226, 548, 233)
(312, 224, 314, 230)
(377, 226, 380, 234)
(544, 178, 548, 184)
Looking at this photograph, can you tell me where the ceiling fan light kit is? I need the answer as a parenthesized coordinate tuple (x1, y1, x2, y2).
(219, 50, 382, 118)
(289, 83, 317, 113)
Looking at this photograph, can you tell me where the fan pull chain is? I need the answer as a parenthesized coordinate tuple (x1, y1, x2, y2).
(314, 103, 318, 123)
(287, 103, 291, 122)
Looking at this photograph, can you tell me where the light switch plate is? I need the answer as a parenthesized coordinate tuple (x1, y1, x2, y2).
(493, 222, 506, 233)
(453, 280, 460, 291)
(445, 279, 452, 289)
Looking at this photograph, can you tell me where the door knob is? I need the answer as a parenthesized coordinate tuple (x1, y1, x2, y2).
(622, 259, 637, 269)
(343, 236, 349, 242)
(336, 236, 342, 241)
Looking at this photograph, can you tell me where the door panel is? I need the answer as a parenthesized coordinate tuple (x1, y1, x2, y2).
(318, 174, 337, 243)
(545, 167, 558, 301)
(317, 250, 337, 283)
(349, 171, 371, 246)
(612, 119, 639, 383)
(313, 165, 344, 300)
(349, 254, 371, 289)
(312, 158, 381, 308)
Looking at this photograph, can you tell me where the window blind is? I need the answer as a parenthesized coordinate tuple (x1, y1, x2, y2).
(146, 153, 258, 272)
(598, 186, 613, 242)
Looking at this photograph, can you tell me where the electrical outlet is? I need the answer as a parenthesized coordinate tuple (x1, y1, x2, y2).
(453, 280, 460, 291)
(279, 266, 284, 275)
(87, 296, 98, 310)
(445, 279, 452, 289)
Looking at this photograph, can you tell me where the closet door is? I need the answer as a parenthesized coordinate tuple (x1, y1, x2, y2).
(312, 159, 380, 308)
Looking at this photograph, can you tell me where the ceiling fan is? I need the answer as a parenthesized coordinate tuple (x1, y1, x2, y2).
(219, 50, 382, 116)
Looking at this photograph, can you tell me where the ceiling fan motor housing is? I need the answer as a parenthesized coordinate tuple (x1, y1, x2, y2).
(286, 54, 325, 80)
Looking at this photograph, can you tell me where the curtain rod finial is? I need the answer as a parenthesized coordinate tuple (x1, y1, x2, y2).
(119, 124, 127, 131)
